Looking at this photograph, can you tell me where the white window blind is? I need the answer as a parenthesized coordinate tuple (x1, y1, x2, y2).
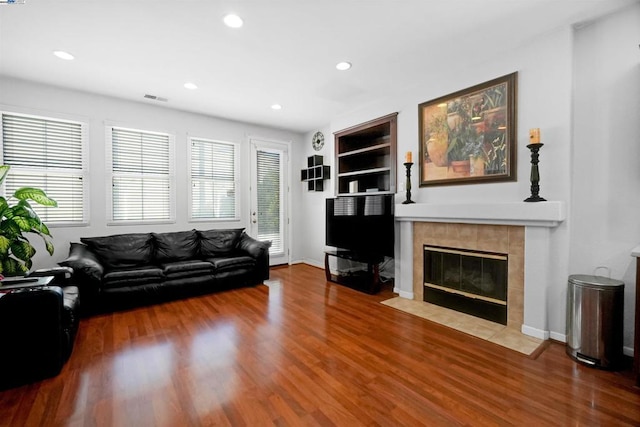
(256, 149, 282, 253)
(190, 138, 237, 220)
(1, 112, 86, 223)
(110, 127, 172, 222)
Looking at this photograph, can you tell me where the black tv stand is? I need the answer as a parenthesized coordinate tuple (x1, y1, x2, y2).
(324, 250, 384, 294)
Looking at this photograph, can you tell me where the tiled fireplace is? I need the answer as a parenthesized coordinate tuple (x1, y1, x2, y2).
(395, 202, 566, 340)
(414, 222, 524, 328)
(423, 245, 510, 324)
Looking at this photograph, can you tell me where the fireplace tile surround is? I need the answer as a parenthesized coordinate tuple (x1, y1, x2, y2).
(414, 222, 524, 328)
(394, 201, 566, 340)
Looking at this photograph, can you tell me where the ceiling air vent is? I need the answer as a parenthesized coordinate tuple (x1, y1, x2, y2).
(143, 94, 168, 102)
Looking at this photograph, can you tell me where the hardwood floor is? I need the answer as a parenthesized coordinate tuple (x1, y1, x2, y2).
(1, 264, 639, 426)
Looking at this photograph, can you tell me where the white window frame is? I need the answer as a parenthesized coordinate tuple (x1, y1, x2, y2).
(188, 136, 240, 222)
(0, 110, 89, 226)
(105, 125, 175, 225)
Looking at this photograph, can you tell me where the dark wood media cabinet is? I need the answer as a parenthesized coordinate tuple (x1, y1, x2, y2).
(324, 250, 384, 294)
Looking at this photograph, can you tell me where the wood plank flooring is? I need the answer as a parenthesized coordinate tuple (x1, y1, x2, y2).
(1, 264, 639, 426)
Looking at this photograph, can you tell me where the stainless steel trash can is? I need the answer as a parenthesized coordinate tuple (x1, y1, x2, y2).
(566, 274, 624, 369)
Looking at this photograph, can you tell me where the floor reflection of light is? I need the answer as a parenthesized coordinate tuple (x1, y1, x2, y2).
(324, 282, 339, 305)
(264, 279, 282, 322)
(71, 369, 91, 418)
(191, 322, 238, 370)
(189, 322, 239, 412)
(112, 340, 175, 399)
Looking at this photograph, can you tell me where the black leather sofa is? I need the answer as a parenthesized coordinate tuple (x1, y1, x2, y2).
(0, 274, 80, 390)
(59, 228, 270, 311)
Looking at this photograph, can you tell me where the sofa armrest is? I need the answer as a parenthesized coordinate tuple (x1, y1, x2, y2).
(58, 243, 104, 279)
(237, 233, 271, 281)
(58, 243, 104, 301)
(238, 233, 271, 258)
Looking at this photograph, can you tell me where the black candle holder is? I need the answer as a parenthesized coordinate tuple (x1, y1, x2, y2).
(402, 162, 415, 204)
(524, 143, 546, 202)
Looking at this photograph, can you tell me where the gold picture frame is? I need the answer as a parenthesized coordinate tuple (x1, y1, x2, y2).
(419, 72, 517, 186)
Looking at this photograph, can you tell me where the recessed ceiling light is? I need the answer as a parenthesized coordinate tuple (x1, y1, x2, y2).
(53, 50, 74, 60)
(271, 104, 282, 110)
(336, 61, 352, 71)
(184, 82, 198, 90)
(224, 14, 243, 28)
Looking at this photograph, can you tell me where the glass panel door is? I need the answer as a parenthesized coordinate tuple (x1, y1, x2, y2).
(250, 139, 288, 265)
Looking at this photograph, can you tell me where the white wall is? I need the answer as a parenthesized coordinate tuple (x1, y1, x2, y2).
(0, 77, 303, 268)
(292, 127, 333, 267)
(570, 5, 640, 351)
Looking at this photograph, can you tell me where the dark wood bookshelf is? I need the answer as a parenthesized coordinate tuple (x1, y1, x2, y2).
(334, 113, 397, 196)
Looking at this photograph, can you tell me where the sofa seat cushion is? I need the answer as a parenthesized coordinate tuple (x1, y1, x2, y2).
(161, 260, 214, 279)
(207, 255, 255, 273)
(103, 266, 164, 290)
(81, 233, 154, 270)
(153, 230, 199, 263)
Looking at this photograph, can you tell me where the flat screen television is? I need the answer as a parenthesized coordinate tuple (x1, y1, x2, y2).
(326, 195, 394, 258)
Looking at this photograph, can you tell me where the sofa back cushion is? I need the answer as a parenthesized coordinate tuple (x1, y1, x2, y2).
(198, 228, 244, 258)
(152, 230, 199, 262)
(81, 233, 154, 270)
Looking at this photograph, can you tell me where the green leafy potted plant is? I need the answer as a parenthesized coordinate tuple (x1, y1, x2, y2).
(0, 165, 57, 276)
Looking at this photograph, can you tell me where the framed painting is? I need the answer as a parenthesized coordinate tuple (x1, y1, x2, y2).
(418, 72, 517, 186)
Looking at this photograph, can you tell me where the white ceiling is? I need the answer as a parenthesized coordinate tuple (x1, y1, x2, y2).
(0, 0, 635, 133)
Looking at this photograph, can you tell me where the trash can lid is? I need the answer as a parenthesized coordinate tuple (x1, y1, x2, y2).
(568, 274, 625, 289)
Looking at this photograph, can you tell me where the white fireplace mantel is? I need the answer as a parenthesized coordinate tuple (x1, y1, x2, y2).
(395, 201, 566, 227)
(393, 200, 567, 341)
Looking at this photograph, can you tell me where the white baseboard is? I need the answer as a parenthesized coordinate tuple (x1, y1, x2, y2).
(521, 324, 550, 340)
(548, 332, 635, 357)
(503, 327, 636, 358)
(302, 259, 324, 269)
(624, 346, 634, 357)
(394, 288, 413, 299)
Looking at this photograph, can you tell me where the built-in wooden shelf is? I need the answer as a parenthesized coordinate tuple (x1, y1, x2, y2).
(334, 113, 397, 196)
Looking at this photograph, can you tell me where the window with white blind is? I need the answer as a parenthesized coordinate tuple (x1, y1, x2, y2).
(1, 112, 87, 224)
(189, 137, 238, 220)
(255, 149, 283, 254)
(108, 126, 174, 223)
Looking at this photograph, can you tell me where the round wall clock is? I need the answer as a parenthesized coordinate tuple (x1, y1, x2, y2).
(312, 131, 324, 151)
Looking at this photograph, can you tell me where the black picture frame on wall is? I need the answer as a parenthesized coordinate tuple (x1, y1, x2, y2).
(418, 72, 517, 186)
